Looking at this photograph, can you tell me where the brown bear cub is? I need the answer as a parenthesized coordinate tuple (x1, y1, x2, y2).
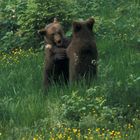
(38, 18, 70, 89)
(67, 18, 98, 84)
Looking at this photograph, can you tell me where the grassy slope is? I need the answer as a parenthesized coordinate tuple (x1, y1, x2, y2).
(0, 1, 140, 139)
(0, 39, 140, 139)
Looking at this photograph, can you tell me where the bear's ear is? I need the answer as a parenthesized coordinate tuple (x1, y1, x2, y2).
(86, 18, 95, 31)
(53, 18, 59, 23)
(73, 21, 82, 32)
(38, 29, 46, 36)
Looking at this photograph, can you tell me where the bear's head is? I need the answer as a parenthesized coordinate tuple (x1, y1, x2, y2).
(38, 18, 64, 47)
(72, 18, 95, 35)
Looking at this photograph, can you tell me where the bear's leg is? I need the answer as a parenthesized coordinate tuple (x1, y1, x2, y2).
(69, 60, 77, 84)
(43, 45, 54, 90)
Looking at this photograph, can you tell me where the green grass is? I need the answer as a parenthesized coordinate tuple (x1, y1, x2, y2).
(0, 39, 140, 140)
(0, 0, 140, 139)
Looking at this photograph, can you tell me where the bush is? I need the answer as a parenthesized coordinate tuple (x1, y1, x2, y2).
(0, 0, 74, 52)
(1, 0, 139, 52)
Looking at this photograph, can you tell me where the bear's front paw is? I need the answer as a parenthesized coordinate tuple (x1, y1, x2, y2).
(45, 44, 52, 50)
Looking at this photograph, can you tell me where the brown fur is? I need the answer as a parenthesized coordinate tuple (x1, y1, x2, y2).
(67, 18, 98, 84)
(38, 18, 65, 47)
(38, 18, 70, 90)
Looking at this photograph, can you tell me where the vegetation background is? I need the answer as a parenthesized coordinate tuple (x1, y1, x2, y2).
(0, 0, 140, 139)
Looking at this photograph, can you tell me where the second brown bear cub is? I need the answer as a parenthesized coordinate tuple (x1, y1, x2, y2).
(38, 18, 70, 89)
(67, 18, 98, 83)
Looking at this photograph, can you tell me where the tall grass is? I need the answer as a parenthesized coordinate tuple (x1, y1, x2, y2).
(0, 1, 140, 139)
(0, 38, 140, 139)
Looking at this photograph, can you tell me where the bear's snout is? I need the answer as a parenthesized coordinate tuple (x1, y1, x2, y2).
(54, 34, 63, 46)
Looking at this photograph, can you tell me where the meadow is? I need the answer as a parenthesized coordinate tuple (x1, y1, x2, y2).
(0, 0, 140, 140)
(0, 39, 140, 140)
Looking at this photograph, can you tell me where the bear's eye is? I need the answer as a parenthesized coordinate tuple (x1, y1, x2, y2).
(51, 33, 55, 36)
(57, 31, 61, 34)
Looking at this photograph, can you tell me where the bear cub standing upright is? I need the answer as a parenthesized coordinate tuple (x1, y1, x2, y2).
(38, 18, 70, 89)
(67, 18, 98, 83)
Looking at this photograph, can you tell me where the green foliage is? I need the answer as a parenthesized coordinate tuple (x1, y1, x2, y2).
(0, 39, 140, 139)
(0, 0, 139, 52)
(0, 0, 140, 139)
(0, 0, 74, 52)
(61, 89, 106, 122)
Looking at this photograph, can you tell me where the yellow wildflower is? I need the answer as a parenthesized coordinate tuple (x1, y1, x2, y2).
(67, 136, 72, 140)
(73, 128, 77, 133)
(33, 137, 38, 140)
(96, 128, 100, 132)
(57, 133, 63, 139)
